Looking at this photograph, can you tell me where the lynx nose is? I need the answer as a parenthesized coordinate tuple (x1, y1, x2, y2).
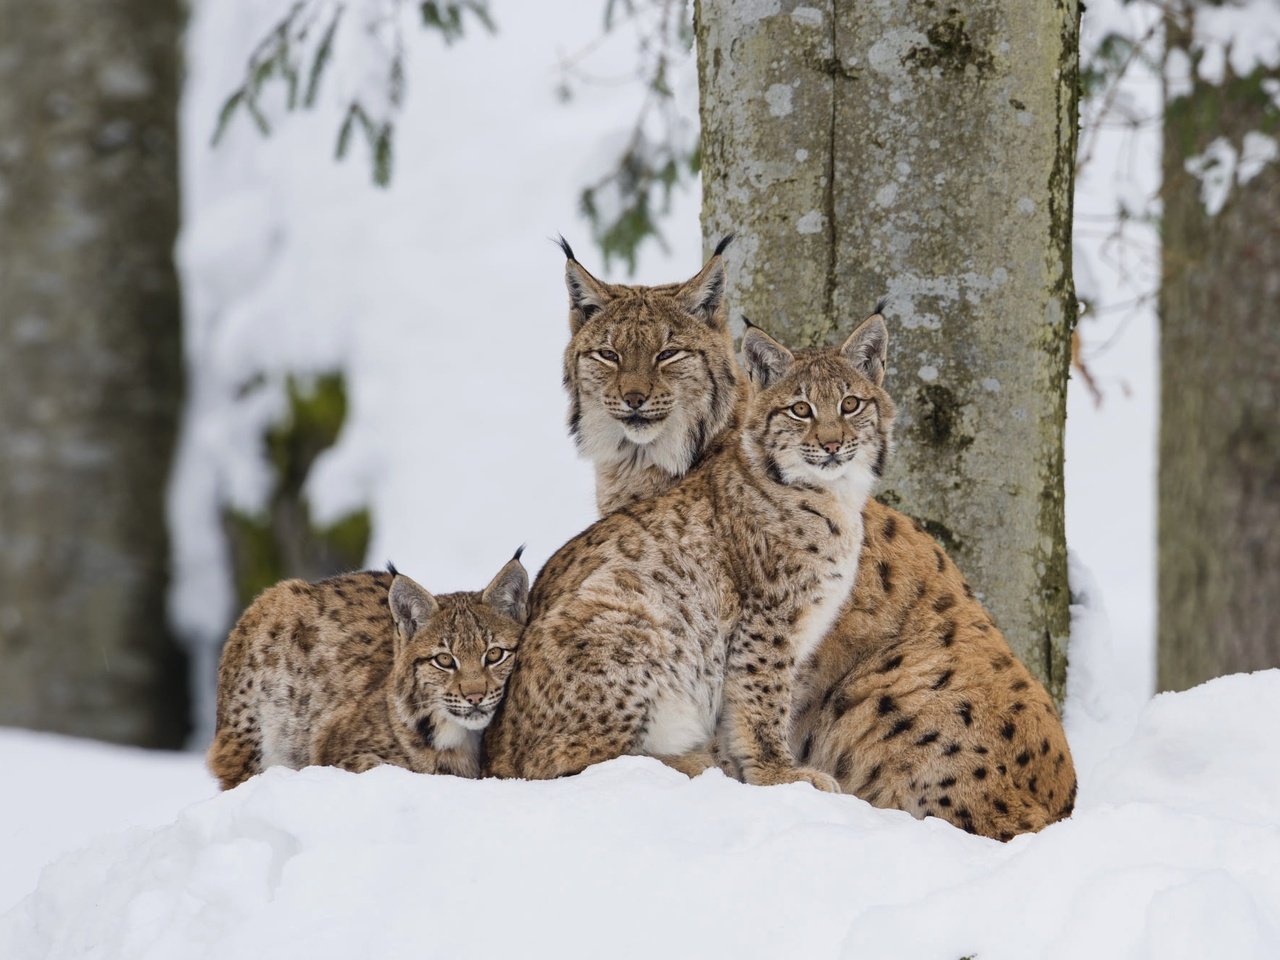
(463, 689, 486, 706)
(821, 440, 842, 455)
(623, 392, 648, 410)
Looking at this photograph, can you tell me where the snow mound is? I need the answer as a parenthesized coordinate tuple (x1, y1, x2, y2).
(5, 672, 1280, 959)
(0, 730, 214, 912)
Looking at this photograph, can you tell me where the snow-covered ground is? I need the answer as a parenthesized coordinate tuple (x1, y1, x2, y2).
(5, 669, 1279, 959)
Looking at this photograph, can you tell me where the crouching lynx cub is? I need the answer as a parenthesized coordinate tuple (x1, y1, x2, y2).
(486, 316, 894, 791)
(208, 553, 528, 789)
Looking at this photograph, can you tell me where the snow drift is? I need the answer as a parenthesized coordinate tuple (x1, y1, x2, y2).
(4, 670, 1278, 960)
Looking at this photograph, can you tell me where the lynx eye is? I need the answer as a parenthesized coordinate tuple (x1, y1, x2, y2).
(655, 348, 682, 363)
(841, 396, 866, 415)
(484, 647, 509, 666)
(788, 401, 812, 419)
(431, 653, 457, 671)
(595, 349, 619, 364)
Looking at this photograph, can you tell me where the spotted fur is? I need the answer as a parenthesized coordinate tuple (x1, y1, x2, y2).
(486, 320, 893, 792)
(208, 556, 528, 789)
(547, 244, 1077, 838)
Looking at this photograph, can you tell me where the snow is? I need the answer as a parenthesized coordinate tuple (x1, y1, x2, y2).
(5, 667, 1280, 958)
(1190, 0, 1280, 86)
(0, 731, 214, 912)
(1185, 132, 1278, 216)
(1185, 135, 1241, 216)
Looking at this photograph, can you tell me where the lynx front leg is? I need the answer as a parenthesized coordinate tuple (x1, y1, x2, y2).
(721, 620, 840, 794)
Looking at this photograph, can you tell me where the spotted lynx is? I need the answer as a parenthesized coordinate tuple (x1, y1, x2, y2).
(536, 242, 1076, 839)
(209, 554, 528, 789)
(486, 318, 892, 791)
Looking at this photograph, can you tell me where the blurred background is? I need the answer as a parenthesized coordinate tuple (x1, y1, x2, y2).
(0, 0, 1275, 761)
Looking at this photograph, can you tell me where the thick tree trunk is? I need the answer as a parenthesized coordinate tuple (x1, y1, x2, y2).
(0, 2, 187, 745)
(696, 1, 1079, 697)
(1157, 11, 1280, 692)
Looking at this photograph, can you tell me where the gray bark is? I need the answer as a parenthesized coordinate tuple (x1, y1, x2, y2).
(0, 2, 187, 745)
(1157, 10, 1280, 692)
(696, 0, 1079, 698)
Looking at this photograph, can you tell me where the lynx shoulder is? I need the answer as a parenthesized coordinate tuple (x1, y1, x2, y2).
(208, 554, 527, 789)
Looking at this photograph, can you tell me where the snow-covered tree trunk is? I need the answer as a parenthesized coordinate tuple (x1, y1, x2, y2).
(695, 1, 1079, 697)
(1157, 4, 1280, 692)
(0, 2, 188, 745)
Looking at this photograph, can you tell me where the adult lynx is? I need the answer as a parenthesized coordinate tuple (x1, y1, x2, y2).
(539, 241, 1076, 838)
(486, 318, 892, 791)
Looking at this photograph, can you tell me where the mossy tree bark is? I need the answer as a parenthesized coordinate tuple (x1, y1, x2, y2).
(696, 0, 1079, 698)
(0, 2, 188, 744)
(1157, 10, 1280, 692)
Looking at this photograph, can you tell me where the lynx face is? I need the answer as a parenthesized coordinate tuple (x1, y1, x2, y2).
(741, 313, 895, 491)
(559, 237, 740, 480)
(389, 556, 528, 733)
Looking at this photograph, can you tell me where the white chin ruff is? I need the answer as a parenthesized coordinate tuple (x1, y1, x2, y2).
(620, 419, 665, 443)
(450, 711, 492, 732)
(805, 459, 851, 482)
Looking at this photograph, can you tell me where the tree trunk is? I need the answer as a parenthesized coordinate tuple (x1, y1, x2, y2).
(1157, 9, 1280, 692)
(0, 1, 188, 745)
(695, 0, 1079, 697)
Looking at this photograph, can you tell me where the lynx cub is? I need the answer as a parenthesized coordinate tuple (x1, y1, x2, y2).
(208, 554, 528, 789)
(486, 317, 894, 790)
(543, 241, 1076, 839)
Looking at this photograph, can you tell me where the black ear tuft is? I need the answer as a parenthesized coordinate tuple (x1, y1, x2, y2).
(713, 233, 735, 257)
(513, 544, 526, 562)
(873, 296, 889, 316)
(389, 574, 438, 644)
(483, 552, 531, 624)
(386, 560, 399, 577)
(841, 314, 889, 386)
(554, 234, 576, 262)
(740, 315, 757, 330)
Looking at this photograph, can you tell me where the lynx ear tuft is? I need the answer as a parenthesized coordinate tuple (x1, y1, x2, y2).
(741, 325, 795, 389)
(389, 574, 438, 645)
(482, 551, 530, 624)
(565, 258, 614, 333)
(713, 233, 735, 258)
(676, 256, 727, 329)
(841, 310, 889, 386)
(554, 234, 576, 262)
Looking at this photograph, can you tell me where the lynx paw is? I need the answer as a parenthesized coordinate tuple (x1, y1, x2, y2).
(338, 753, 387, 774)
(754, 765, 842, 794)
(655, 747, 718, 779)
